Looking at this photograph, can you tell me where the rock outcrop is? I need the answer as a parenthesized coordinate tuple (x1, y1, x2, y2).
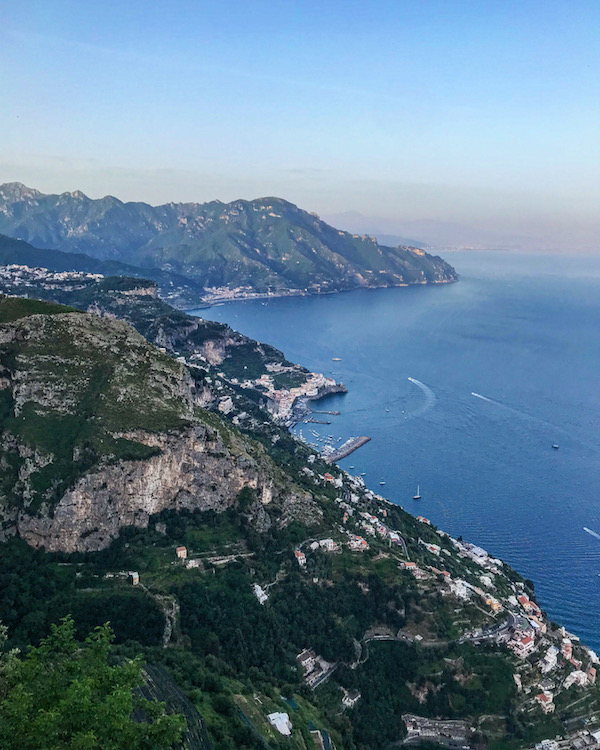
(0, 298, 319, 552)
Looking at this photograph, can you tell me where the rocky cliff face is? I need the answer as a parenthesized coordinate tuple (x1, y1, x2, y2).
(0, 298, 318, 552)
(11, 424, 313, 553)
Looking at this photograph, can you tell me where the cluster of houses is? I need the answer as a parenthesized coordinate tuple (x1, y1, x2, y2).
(174, 545, 203, 570)
(0, 264, 104, 289)
(294, 537, 342, 566)
(535, 730, 600, 749)
(234, 369, 340, 419)
(166, 452, 599, 732)
(357, 511, 403, 545)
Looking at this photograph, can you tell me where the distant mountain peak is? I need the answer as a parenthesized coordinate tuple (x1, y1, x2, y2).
(0, 182, 41, 201)
(68, 190, 88, 200)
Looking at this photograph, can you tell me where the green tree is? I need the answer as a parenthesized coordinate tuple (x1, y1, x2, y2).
(0, 617, 184, 750)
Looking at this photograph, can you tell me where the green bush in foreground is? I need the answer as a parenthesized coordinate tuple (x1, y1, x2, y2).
(0, 617, 184, 750)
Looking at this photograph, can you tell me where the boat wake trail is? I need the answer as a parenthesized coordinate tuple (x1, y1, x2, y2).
(472, 391, 549, 424)
(583, 527, 600, 541)
(471, 392, 495, 403)
(408, 377, 436, 417)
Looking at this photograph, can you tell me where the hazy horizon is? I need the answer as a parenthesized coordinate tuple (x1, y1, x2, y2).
(2, 1, 599, 251)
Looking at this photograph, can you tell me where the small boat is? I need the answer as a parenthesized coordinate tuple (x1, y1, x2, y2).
(380, 481, 386, 485)
(360, 472, 366, 476)
(349, 466, 354, 469)
(552, 444, 559, 450)
(332, 357, 342, 362)
(413, 485, 422, 500)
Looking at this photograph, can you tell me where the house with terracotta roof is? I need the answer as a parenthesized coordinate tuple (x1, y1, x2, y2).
(294, 549, 306, 567)
(535, 692, 555, 714)
(510, 633, 536, 658)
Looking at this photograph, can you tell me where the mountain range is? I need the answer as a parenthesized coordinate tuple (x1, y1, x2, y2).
(0, 183, 457, 301)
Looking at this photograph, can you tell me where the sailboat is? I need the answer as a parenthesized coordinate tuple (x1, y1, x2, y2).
(413, 485, 422, 500)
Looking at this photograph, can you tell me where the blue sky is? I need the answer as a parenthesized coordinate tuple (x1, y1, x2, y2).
(1, 1, 599, 248)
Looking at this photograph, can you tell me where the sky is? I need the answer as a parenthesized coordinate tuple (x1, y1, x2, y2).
(1, 0, 599, 250)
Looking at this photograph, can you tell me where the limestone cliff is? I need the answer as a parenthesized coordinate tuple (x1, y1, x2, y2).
(0, 297, 319, 552)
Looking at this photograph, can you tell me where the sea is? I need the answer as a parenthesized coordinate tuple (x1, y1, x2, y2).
(190, 251, 600, 651)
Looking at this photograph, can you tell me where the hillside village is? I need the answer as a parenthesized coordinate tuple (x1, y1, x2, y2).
(104, 445, 600, 749)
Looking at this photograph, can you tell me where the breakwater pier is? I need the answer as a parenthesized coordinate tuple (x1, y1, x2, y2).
(325, 435, 371, 463)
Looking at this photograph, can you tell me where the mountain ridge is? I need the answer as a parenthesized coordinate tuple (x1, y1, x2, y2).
(0, 183, 457, 299)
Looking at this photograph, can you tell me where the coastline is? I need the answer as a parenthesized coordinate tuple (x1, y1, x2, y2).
(184, 275, 458, 312)
(287, 382, 348, 426)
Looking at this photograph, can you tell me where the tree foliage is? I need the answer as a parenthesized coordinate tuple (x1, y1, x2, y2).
(0, 617, 184, 750)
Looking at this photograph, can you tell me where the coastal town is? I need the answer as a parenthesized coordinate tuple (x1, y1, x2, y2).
(0, 264, 348, 427)
(247, 459, 600, 748)
(0, 263, 104, 289)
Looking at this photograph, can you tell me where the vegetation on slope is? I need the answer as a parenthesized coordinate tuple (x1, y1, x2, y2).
(0, 299, 191, 509)
(0, 184, 457, 296)
(0, 265, 310, 390)
(0, 617, 184, 750)
(1, 294, 598, 750)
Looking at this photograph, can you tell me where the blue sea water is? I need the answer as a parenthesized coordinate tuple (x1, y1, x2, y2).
(191, 252, 600, 651)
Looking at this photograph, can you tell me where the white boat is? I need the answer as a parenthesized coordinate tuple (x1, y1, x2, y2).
(380, 481, 386, 485)
(413, 485, 422, 500)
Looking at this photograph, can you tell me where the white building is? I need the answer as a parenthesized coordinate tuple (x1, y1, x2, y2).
(540, 646, 558, 674)
(420, 539, 441, 556)
(296, 649, 317, 674)
(536, 739, 558, 750)
(253, 584, 268, 605)
(510, 633, 536, 659)
(348, 536, 369, 551)
(218, 396, 234, 414)
(319, 538, 338, 552)
(294, 549, 306, 567)
(342, 689, 361, 708)
(535, 692, 555, 714)
(564, 670, 588, 689)
(449, 579, 470, 601)
(267, 712, 292, 736)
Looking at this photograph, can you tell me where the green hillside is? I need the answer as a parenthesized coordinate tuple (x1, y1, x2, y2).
(0, 183, 457, 296)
